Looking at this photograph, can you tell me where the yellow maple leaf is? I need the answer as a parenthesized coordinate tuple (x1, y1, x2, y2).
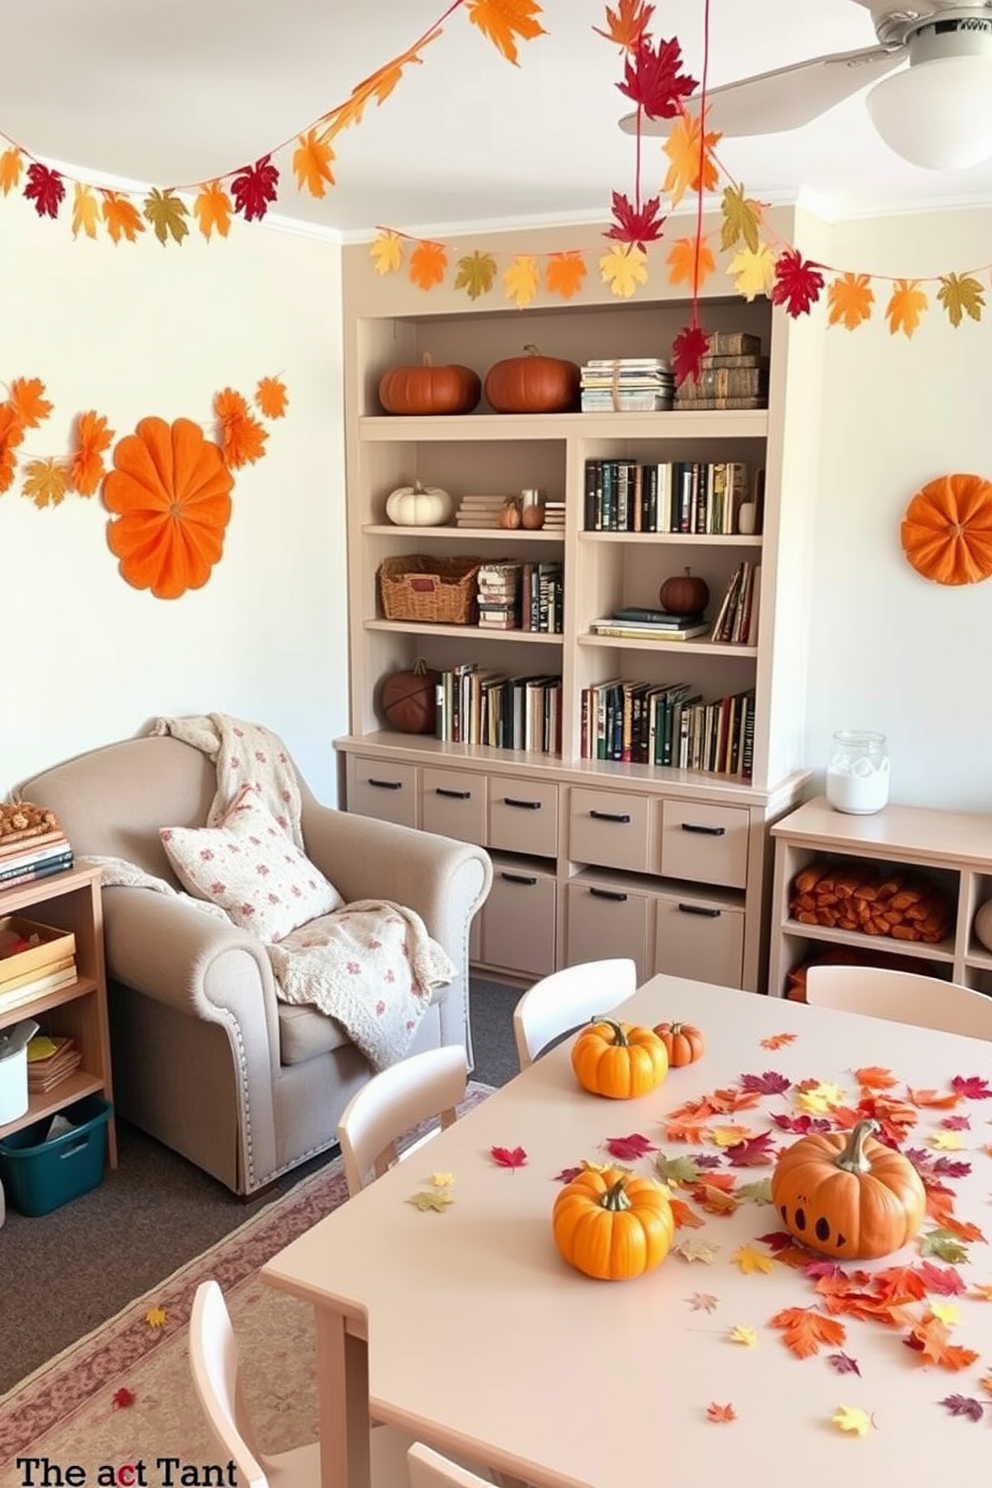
(454, 250, 498, 301)
(928, 1129, 963, 1150)
(674, 1237, 720, 1263)
(431, 1171, 455, 1188)
(545, 250, 587, 300)
(370, 231, 404, 276)
(0, 146, 22, 194)
(8, 377, 53, 429)
(796, 1082, 845, 1114)
(466, 0, 546, 65)
(409, 240, 448, 291)
(662, 111, 721, 208)
(729, 1324, 757, 1346)
(145, 1306, 168, 1329)
(832, 1405, 873, 1438)
(710, 1124, 754, 1147)
(666, 235, 716, 293)
(720, 183, 762, 254)
(827, 272, 875, 330)
(101, 192, 145, 245)
(502, 254, 540, 308)
(937, 271, 985, 327)
(293, 128, 336, 199)
(727, 244, 776, 302)
(255, 377, 288, 420)
(929, 1300, 960, 1325)
(21, 458, 70, 509)
(193, 182, 233, 241)
(600, 244, 648, 299)
(886, 278, 928, 338)
(72, 183, 100, 240)
(731, 1244, 774, 1276)
(143, 188, 190, 247)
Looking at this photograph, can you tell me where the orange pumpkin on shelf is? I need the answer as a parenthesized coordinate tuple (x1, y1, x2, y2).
(652, 1021, 704, 1067)
(900, 471, 992, 586)
(484, 345, 581, 414)
(659, 567, 710, 616)
(378, 354, 481, 416)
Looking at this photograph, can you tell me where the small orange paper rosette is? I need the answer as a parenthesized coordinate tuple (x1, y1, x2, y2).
(103, 416, 234, 599)
(900, 472, 992, 586)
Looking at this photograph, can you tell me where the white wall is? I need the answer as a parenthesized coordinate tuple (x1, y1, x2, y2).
(0, 205, 347, 804)
(807, 205, 992, 811)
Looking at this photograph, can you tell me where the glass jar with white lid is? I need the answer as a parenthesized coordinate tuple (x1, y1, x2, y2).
(825, 730, 890, 815)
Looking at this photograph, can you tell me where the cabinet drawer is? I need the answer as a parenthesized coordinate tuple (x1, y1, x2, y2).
(482, 867, 557, 978)
(654, 895, 745, 989)
(348, 758, 418, 829)
(658, 800, 749, 889)
(564, 880, 651, 985)
(421, 768, 487, 845)
(489, 777, 559, 858)
(569, 789, 651, 874)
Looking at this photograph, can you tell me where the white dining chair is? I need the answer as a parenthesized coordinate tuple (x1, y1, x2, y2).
(337, 1043, 468, 1197)
(512, 957, 638, 1071)
(805, 963, 992, 1040)
(188, 1278, 410, 1488)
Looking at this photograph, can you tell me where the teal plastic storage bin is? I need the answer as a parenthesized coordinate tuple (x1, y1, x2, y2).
(0, 1095, 111, 1216)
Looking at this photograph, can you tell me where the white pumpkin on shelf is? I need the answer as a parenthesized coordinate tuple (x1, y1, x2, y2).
(974, 898, 992, 954)
(384, 481, 453, 527)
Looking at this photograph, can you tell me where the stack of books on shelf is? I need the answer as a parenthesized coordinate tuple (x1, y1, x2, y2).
(27, 1033, 83, 1093)
(0, 819, 73, 895)
(0, 917, 78, 1013)
(435, 663, 562, 754)
(477, 562, 521, 630)
(580, 358, 674, 412)
(542, 499, 566, 531)
(520, 561, 564, 633)
(673, 332, 769, 411)
(580, 679, 754, 778)
(590, 607, 709, 642)
(709, 561, 761, 645)
(583, 458, 754, 534)
(454, 494, 513, 529)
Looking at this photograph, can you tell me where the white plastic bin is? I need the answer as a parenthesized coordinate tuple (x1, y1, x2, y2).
(0, 1045, 29, 1125)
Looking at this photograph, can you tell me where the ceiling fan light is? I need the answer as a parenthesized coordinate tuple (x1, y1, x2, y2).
(867, 55, 992, 171)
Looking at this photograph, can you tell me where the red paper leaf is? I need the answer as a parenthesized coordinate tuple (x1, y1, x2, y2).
(771, 1112, 831, 1134)
(707, 1401, 736, 1423)
(805, 1260, 848, 1281)
(724, 1131, 777, 1168)
(940, 1115, 971, 1131)
(230, 154, 280, 222)
(688, 1152, 723, 1169)
(770, 248, 825, 318)
(604, 190, 666, 252)
(756, 1230, 797, 1253)
(739, 1071, 790, 1095)
(915, 1261, 966, 1296)
(941, 1394, 984, 1421)
(618, 35, 697, 119)
(671, 323, 710, 385)
(931, 1156, 972, 1178)
(491, 1145, 527, 1169)
(24, 162, 65, 219)
(554, 1164, 583, 1184)
(827, 1351, 861, 1377)
(951, 1075, 992, 1099)
(605, 1131, 658, 1160)
(112, 1387, 135, 1409)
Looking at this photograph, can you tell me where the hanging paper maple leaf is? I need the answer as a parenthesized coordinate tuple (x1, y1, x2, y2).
(671, 322, 710, 386)
(102, 192, 146, 245)
(605, 191, 666, 252)
(771, 249, 825, 318)
(409, 240, 448, 291)
(454, 250, 498, 300)
(143, 189, 190, 247)
(662, 111, 721, 207)
(370, 231, 404, 276)
(886, 279, 928, 338)
(8, 377, 53, 429)
(594, 0, 655, 50)
(504, 255, 540, 308)
(255, 377, 288, 420)
(666, 236, 715, 292)
(293, 129, 336, 199)
(72, 184, 99, 241)
(937, 272, 985, 327)
(0, 146, 22, 194)
(618, 35, 697, 119)
(599, 244, 648, 298)
(0, 404, 24, 494)
(231, 156, 279, 223)
(726, 244, 776, 302)
(545, 251, 587, 300)
(214, 388, 268, 469)
(827, 273, 874, 330)
(71, 411, 115, 496)
(720, 184, 762, 254)
(330, 35, 443, 139)
(194, 182, 234, 241)
(24, 162, 65, 219)
(466, 0, 546, 66)
(22, 458, 70, 509)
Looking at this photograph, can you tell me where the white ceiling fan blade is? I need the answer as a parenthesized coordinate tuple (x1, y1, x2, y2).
(620, 46, 905, 138)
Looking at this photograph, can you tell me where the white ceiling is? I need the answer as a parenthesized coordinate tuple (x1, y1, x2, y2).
(6, 0, 992, 240)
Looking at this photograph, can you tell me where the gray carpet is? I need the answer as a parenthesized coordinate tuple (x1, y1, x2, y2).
(0, 977, 522, 1396)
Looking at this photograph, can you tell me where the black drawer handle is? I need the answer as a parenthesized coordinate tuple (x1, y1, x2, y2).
(500, 872, 538, 886)
(590, 810, 632, 824)
(590, 887, 628, 902)
(367, 778, 403, 791)
(679, 822, 727, 836)
(504, 797, 542, 811)
(677, 903, 721, 918)
(436, 788, 471, 800)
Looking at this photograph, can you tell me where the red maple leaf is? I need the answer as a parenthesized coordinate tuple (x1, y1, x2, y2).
(491, 1145, 527, 1169)
(24, 162, 65, 219)
(724, 1131, 777, 1168)
(827, 1351, 861, 1376)
(931, 1156, 972, 1178)
(112, 1387, 135, 1409)
(770, 248, 825, 318)
(941, 1394, 984, 1421)
(617, 35, 697, 118)
(230, 155, 280, 222)
(756, 1230, 797, 1253)
(771, 1112, 831, 1134)
(951, 1075, 992, 1099)
(605, 1131, 658, 1160)
(940, 1115, 971, 1131)
(914, 1261, 966, 1296)
(739, 1071, 790, 1095)
(554, 1164, 583, 1183)
(604, 191, 666, 252)
(671, 323, 710, 386)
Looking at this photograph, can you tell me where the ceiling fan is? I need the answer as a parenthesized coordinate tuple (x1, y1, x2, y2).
(620, 2, 992, 171)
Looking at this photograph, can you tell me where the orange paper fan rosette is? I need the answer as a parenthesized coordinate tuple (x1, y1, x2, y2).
(900, 472, 992, 586)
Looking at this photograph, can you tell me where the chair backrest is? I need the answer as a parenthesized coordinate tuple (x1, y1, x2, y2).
(337, 1044, 468, 1196)
(189, 1280, 267, 1488)
(513, 957, 638, 1070)
(805, 963, 992, 1040)
(407, 1444, 494, 1488)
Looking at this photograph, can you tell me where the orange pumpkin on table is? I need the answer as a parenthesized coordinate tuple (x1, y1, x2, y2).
(653, 1021, 705, 1067)
(571, 1018, 668, 1099)
(552, 1165, 674, 1280)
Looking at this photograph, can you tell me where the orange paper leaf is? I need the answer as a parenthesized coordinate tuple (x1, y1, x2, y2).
(409, 240, 448, 291)
(593, 0, 654, 51)
(466, 0, 546, 65)
(255, 377, 288, 420)
(545, 251, 587, 300)
(707, 1402, 736, 1423)
(662, 111, 721, 208)
(827, 272, 874, 330)
(101, 191, 146, 244)
(293, 129, 336, 199)
(769, 1307, 846, 1359)
(761, 1032, 796, 1050)
(8, 376, 53, 429)
(666, 235, 716, 293)
(193, 182, 234, 241)
(886, 279, 928, 338)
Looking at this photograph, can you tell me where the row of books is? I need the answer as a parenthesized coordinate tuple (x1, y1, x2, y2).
(583, 459, 756, 536)
(0, 828, 74, 893)
(477, 561, 564, 633)
(674, 336, 769, 411)
(0, 948, 78, 1013)
(27, 1033, 83, 1093)
(435, 665, 563, 754)
(580, 357, 674, 414)
(710, 561, 761, 645)
(580, 679, 755, 778)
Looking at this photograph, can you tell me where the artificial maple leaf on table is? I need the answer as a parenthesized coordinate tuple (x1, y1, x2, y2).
(604, 1132, 657, 1161)
(732, 1244, 774, 1276)
(706, 1402, 736, 1423)
(904, 1312, 979, 1370)
(674, 1237, 719, 1264)
(832, 1405, 873, 1437)
(760, 1032, 796, 1051)
(951, 1073, 992, 1099)
(941, 1394, 984, 1421)
(739, 1071, 791, 1096)
(827, 1351, 861, 1376)
(687, 1291, 718, 1312)
(409, 1188, 453, 1212)
(769, 1306, 846, 1359)
(724, 1132, 777, 1168)
(491, 1145, 527, 1169)
(668, 1196, 705, 1230)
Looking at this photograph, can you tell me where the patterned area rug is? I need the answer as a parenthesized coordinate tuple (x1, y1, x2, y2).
(0, 1083, 493, 1483)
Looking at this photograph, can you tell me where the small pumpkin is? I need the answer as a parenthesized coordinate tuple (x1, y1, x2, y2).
(653, 1021, 704, 1067)
(771, 1118, 926, 1260)
(659, 566, 710, 616)
(385, 481, 453, 527)
(380, 658, 440, 734)
(484, 344, 581, 415)
(521, 503, 545, 530)
(552, 1165, 674, 1280)
(378, 354, 481, 417)
(571, 1018, 668, 1099)
(498, 499, 521, 530)
(900, 471, 992, 586)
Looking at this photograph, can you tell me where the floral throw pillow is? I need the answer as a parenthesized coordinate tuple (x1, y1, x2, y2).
(160, 783, 342, 943)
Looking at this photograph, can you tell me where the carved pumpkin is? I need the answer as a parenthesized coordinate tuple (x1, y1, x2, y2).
(771, 1118, 926, 1260)
(378, 354, 481, 417)
(653, 1021, 704, 1067)
(659, 566, 710, 616)
(380, 658, 440, 734)
(900, 472, 992, 586)
(484, 345, 581, 414)
(385, 482, 453, 527)
(571, 1018, 668, 1099)
(552, 1165, 674, 1280)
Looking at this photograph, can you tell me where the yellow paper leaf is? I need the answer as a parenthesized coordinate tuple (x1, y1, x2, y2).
(102, 192, 146, 245)
(545, 250, 587, 300)
(0, 146, 22, 194)
(928, 1129, 963, 1150)
(729, 1324, 757, 1346)
(710, 1125, 754, 1147)
(145, 1306, 168, 1328)
(454, 250, 498, 301)
(886, 278, 928, 338)
(431, 1171, 454, 1188)
(599, 244, 648, 299)
(143, 188, 190, 247)
(193, 182, 233, 241)
(827, 272, 875, 330)
(409, 1188, 453, 1212)
(293, 128, 336, 199)
(937, 271, 985, 327)
(370, 231, 404, 276)
(720, 183, 762, 254)
(503, 254, 541, 308)
(466, 0, 546, 65)
(409, 240, 448, 292)
(662, 111, 721, 208)
(731, 1245, 774, 1276)
(929, 1301, 960, 1325)
(727, 244, 776, 302)
(21, 458, 70, 509)
(832, 1405, 872, 1438)
(674, 1237, 720, 1263)
(667, 236, 716, 293)
(71, 183, 100, 240)
(796, 1082, 845, 1115)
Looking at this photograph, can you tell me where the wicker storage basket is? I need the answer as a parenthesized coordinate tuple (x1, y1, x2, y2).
(378, 555, 481, 625)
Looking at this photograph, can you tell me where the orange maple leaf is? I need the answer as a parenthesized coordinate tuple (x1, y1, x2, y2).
(255, 377, 288, 420)
(292, 129, 336, 199)
(662, 111, 721, 208)
(827, 272, 874, 330)
(409, 240, 448, 292)
(193, 182, 233, 240)
(707, 1402, 736, 1423)
(692, 1183, 740, 1217)
(871, 1266, 929, 1304)
(593, 0, 654, 50)
(853, 1065, 896, 1089)
(71, 410, 115, 497)
(666, 235, 716, 293)
(972, 1284, 992, 1301)
(906, 1314, 979, 1371)
(907, 1088, 961, 1110)
(663, 1117, 710, 1144)
(545, 250, 587, 300)
(772, 1244, 818, 1271)
(980, 1372, 992, 1395)
(101, 191, 146, 244)
(0, 403, 24, 494)
(329, 34, 442, 137)
(466, 0, 546, 65)
(8, 376, 52, 429)
(769, 1307, 846, 1359)
(668, 1196, 705, 1230)
(0, 146, 22, 194)
(761, 1032, 796, 1050)
(886, 278, 928, 338)
(711, 1087, 763, 1113)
